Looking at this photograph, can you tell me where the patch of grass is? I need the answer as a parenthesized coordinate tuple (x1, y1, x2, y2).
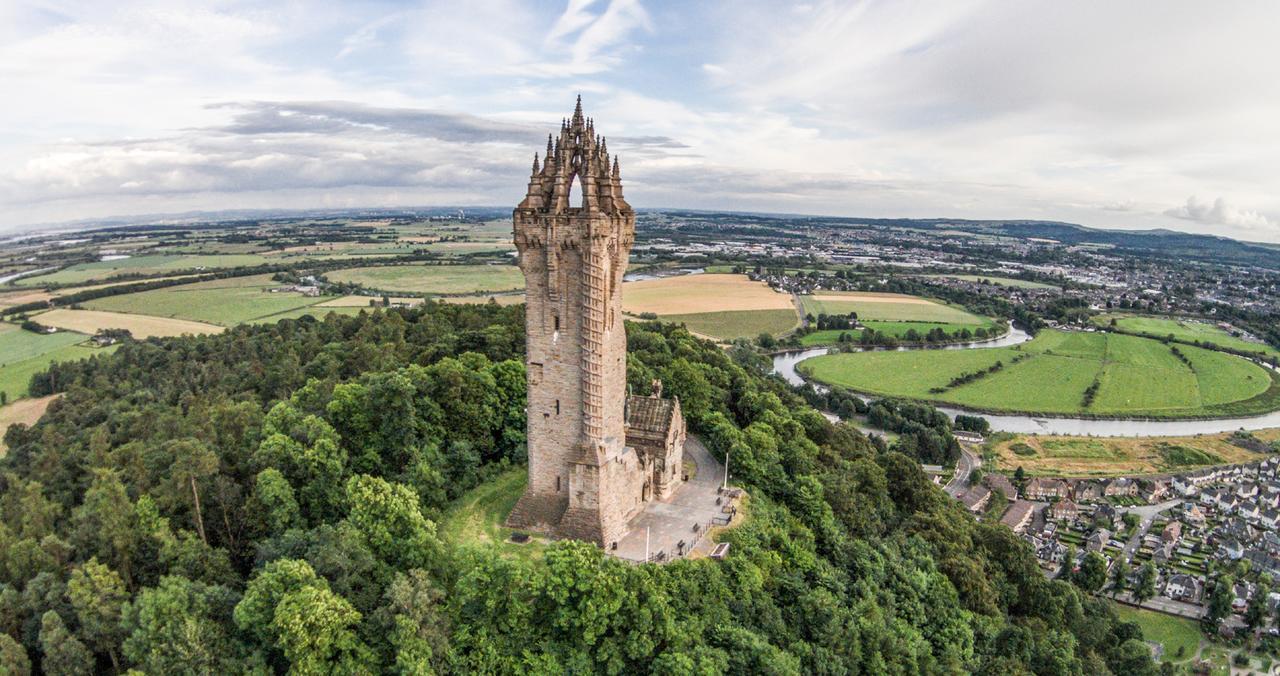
(799, 329, 1278, 418)
(439, 467, 546, 561)
(326, 264, 524, 296)
(662, 309, 800, 340)
(1156, 443, 1222, 467)
(1010, 442, 1037, 456)
(0, 324, 117, 401)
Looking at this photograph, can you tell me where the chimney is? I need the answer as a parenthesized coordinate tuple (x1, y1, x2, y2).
(651, 379, 663, 398)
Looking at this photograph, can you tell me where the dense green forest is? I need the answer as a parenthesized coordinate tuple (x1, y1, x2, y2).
(0, 304, 1153, 674)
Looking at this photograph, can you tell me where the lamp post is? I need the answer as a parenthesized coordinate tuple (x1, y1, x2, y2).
(723, 449, 730, 491)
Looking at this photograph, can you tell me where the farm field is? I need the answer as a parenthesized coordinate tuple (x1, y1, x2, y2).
(990, 428, 1279, 477)
(326, 264, 524, 295)
(247, 305, 368, 324)
(662, 309, 800, 341)
(439, 294, 524, 306)
(920, 274, 1058, 289)
(799, 319, 1003, 346)
(799, 329, 1280, 418)
(1111, 604, 1200, 662)
(17, 254, 274, 286)
(621, 274, 799, 340)
(1098, 314, 1280, 360)
(316, 295, 424, 308)
(0, 394, 59, 455)
(623, 274, 794, 314)
(35, 308, 223, 338)
(0, 325, 117, 401)
(800, 291, 988, 324)
(84, 274, 327, 326)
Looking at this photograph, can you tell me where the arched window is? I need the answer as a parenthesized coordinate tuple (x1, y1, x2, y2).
(567, 173, 581, 208)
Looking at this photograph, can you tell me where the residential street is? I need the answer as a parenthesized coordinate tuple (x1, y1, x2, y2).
(945, 446, 980, 498)
(1118, 499, 1183, 560)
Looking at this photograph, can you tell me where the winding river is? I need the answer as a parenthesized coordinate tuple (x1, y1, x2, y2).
(771, 328, 1280, 437)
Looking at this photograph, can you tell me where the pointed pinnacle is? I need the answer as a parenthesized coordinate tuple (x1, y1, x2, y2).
(532, 153, 540, 173)
(574, 94, 583, 118)
(612, 156, 620, 178)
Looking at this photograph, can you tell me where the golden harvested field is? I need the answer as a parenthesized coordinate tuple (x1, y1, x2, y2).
(36, 308, 224, 338)
(0, 289, 53, 309)
(622, 274, 793, 314)
(0, 394, 59, 456)
(317, 295, 424, 307)
(992, 428, 1280, 477)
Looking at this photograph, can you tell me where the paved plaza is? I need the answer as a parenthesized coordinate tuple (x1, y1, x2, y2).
(611, 435, 741, 562)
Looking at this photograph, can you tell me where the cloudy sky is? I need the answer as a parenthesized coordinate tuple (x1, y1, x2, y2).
(3, 1, 1279, 242)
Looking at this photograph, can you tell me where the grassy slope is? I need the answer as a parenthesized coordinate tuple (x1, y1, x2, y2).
(0, 326, 118, 401)
(439, 467, 545, 561)
(326, 264, 524, 295)
(800, 329, 1279, 418)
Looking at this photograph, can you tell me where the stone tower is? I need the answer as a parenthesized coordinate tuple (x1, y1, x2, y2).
(506, 97, 642, 546)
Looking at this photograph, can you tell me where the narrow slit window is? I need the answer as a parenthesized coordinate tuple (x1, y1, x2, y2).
(554, 315, 560, 331)
(555, 400, 561, 415)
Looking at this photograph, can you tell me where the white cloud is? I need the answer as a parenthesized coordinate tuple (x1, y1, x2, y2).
(1164, 196, 1275, 230)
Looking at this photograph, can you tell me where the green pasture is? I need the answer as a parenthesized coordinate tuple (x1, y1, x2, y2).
(663, 309, 800, 341)
(799, 319, 1002, 346)
(799, 329, 1280, 418)
(84, 274, 327, 326)
(18, 254, 274, 286)
(800, 293, 987, 324)
(920, 274, 1058, 289)
(0, 325, 117, 400)
(1099, 314, 1280, 359)
(326, 264, 524, 295)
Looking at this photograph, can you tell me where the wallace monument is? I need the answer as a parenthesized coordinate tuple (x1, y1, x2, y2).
(506, 98, 687, 548)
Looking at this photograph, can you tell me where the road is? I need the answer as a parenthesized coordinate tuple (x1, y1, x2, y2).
(945, 446, 981, 498)
(1118, 499, 1182, 560)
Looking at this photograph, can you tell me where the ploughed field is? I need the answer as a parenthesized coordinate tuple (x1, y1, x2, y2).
(800, 329, 1280, 419)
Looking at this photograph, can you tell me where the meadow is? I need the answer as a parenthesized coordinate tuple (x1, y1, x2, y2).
(622, 274, 800, 340)
(326, 264, 524, 295)
(1099, 314, 1280, 359)
(800, 291, 988, 324)
(989, 428, 1278, 477)
(800, 329, 1279, 418)
(84, 274, 328, 326)
(18, 254, 274, 286)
